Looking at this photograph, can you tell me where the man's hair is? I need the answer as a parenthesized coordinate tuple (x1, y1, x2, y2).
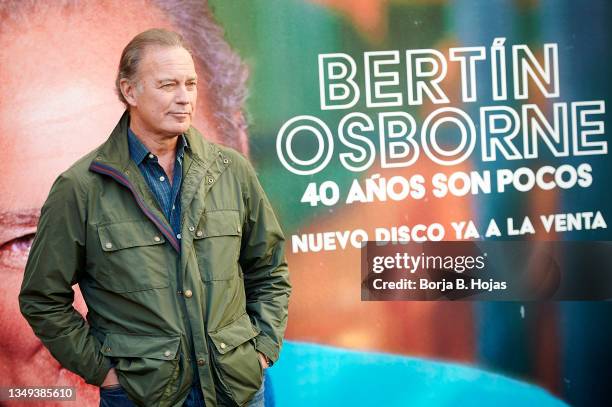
(116, 28, 191, 106)
(0, 0, 249, 152)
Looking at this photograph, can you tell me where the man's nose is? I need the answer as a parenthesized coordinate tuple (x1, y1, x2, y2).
(175, 85, 190, 104)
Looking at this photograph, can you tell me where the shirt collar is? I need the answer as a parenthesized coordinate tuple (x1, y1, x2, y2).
(128, 127, 189, 166)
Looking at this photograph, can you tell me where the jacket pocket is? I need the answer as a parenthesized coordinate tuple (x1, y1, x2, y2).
(193, 210, 242, 281)
(208, 312, 263, 406)
(100, 333, 181, 406)
(96, 220, 170, 292)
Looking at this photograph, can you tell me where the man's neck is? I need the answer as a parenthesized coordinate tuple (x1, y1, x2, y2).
(129, 117, 179, 159)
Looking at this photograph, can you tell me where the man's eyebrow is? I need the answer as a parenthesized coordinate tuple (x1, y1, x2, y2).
(0, 209, 40, 228)
(157, 77, 198, 83)
(0, 209, 40, 246)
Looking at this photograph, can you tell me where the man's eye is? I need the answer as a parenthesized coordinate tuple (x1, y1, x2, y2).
(0, 234, 35, 271)
(161, 83, 174, 88)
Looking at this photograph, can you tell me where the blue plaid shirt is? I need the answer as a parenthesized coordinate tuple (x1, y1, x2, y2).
(127, 128, 187, 239)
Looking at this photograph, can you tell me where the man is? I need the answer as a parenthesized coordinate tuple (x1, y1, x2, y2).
(18, 23, 290, 407)
(0, 1, 280, 406)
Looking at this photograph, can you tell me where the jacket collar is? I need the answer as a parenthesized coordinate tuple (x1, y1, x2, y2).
(92, 110, 213, 171)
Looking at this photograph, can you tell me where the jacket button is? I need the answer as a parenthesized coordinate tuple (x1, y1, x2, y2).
(207, 176, 214, 184)
(105, 242, 113, 249)
(220, 342, 227, 349)
(105, 347, 111, 352)
(184, 290, 193, 298)
(164, 350, 171, 358)
(189, 226, 195, 232)
(197, 358, 206, 366)
(154, 236, 161, 242)
(196, 230, 203, 237)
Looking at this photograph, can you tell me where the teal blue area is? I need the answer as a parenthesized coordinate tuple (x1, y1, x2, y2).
(387, 4, 447, 49)
(268, 341, 568, 407)
(209, 0, 360, 230)
(209, 0, 345, 135)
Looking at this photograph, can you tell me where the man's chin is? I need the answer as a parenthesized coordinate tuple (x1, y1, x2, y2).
(163, 122, 191, 136)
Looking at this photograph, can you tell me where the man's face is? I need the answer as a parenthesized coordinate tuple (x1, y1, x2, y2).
(0, 3, 243, 405)
(126, 46, 198, 138)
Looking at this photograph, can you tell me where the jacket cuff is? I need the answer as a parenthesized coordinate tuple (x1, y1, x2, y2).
(254, 334, 280, 365)
(87, 356, 114, 386)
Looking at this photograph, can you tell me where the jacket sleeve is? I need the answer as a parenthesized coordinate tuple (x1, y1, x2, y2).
(238, 160, 291, 365)
(19, 173, 113, 385)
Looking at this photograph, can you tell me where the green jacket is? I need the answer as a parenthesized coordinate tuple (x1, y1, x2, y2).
(19, 112, 291, 407)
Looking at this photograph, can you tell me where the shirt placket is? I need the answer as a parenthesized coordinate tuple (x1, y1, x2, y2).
(136, 144, 185, 239)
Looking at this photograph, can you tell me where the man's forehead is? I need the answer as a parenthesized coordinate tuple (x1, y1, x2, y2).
(0, 3, 178, 76)
(138, 46, 197, 77)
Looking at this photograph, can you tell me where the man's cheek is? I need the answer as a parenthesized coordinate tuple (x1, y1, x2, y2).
(0, 292, 41, 355)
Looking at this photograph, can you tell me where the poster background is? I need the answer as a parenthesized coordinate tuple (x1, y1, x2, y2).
(208, 0, 612, 405)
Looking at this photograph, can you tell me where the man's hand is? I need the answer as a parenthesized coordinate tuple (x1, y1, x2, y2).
(100, 368, 120, 388)
(257, 352, 269, 369)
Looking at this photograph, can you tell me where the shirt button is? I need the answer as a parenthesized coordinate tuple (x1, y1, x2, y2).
(220, 343, 227, 349)
(154, 236, 161, 242)
(105, 347, 111, 352)
(149, 153, 154, 159)
(177, 233, 182, 239)
(189, 226, 195, 232)
(172, 205, 176, 210)
(197, 358, 206, 366)
(184, 289, 193, 298)
(105, 242, 113, 249)
(159, 176, 165, 182)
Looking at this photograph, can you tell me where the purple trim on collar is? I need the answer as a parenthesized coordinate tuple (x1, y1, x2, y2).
(90, 162, 181, 252)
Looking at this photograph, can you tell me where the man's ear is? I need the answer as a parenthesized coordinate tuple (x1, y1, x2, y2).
(120, 78, 138, 107)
